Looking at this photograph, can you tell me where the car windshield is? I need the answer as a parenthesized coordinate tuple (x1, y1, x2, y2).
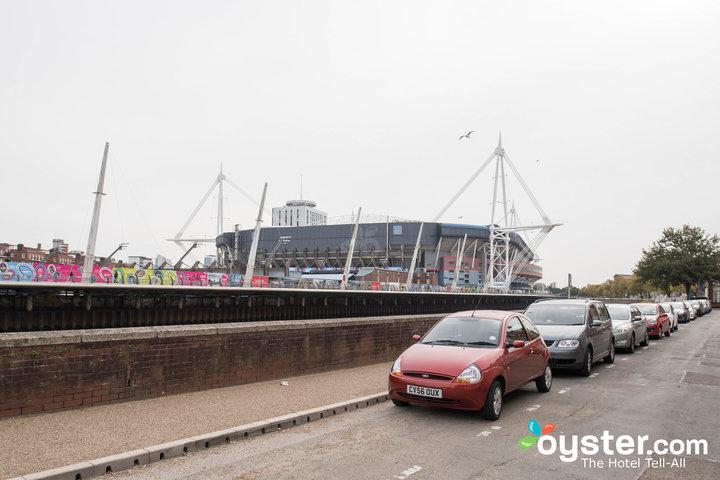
(636, 305, 657, 315)
(671, 303, 685, 309)
(524, 304, 586, 325)
(607, 305, 630, 321)
(420, 316, 501, 347)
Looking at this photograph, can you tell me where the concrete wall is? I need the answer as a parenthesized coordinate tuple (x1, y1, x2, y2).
(0, 314, 444, 418)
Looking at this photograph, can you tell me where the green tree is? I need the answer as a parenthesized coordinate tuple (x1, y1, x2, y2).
(634, 225, 720, 298)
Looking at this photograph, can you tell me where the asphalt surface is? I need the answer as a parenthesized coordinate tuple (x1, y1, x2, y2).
(115, 310, 720, 480)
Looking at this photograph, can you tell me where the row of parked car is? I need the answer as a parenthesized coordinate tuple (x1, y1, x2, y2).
(387, 297, 713, 420)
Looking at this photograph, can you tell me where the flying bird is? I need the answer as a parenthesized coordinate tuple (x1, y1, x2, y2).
(458, 130, 475, 140)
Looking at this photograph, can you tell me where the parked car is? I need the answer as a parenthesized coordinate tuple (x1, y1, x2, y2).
(607, 304, 649, 353)
(699, 300, 708, 315)
(700, 299, 712, 314)
(689, 300, 703, 317)
(671, 301, 689, 323)
(388, 310, 551, 420)
(631, 303, 671, 338)
(523, 299, 615, 377)
(660, 303, 679, 331)
(687, 301, 698, 321)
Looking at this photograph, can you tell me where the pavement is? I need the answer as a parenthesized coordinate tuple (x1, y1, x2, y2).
(0, 362, 391, 479)
(111, 311, 720, 480)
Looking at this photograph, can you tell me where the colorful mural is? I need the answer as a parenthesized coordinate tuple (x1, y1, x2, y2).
(0, 261, 253, 287)
(177, 271, 208, 286)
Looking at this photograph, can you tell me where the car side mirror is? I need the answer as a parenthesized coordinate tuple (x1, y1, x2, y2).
(633, 316, 642, 322)
(412, 334, 421, 342)
(507, 340, 525, 349)
(591, 320, 602, 327)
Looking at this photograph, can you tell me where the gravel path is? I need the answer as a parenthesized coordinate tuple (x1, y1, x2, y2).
(0, 362, 391, 478)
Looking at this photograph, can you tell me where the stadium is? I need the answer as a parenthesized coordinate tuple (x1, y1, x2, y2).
(215, 201, 542, 290)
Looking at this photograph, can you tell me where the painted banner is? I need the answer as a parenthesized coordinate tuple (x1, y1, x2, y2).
(251, 275, 269, 288)
(0, 261, 247, 288)
(207, 272, 229, 287)
(177, 271, 208, 286)
(155, 269, 179, 285)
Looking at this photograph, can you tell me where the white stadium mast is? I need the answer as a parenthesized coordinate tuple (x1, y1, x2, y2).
(433, 133, 560, 293)
(169, 165, 263, 265)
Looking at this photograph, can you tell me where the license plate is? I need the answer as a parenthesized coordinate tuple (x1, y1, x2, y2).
(406, 384, 442, 398)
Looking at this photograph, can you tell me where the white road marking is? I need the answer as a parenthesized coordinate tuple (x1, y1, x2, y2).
(589, 373, 599, 378)
(558, 388, 570, 394)
(621, 357, 629, 361)
(491, 426, 502, 430)
(526, 404, 541, 412)
(476, 430, 492, 437)
(606, 364, 615, 369)
(392, 465, 423, 479)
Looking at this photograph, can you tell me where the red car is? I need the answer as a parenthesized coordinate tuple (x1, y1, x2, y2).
(631, 303, 671, 339)
(388, 310, 552, 420)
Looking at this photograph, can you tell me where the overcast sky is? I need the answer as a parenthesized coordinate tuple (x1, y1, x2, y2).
(1, 0, 718, 286)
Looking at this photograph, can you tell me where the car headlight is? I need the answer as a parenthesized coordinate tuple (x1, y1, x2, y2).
(453, 364, 482, 384)
(390, 357, 402, 377)
(556, 339, 580, 348)
(613, 324, 632, 334)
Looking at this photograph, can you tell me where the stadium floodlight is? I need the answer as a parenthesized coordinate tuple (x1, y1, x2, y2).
(168, 165, 266, 266)
(434, 133, 561, 293)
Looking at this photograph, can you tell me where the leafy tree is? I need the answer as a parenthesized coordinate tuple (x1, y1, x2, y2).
(634, 225, 720, 298)
(579, 275, 653, 299)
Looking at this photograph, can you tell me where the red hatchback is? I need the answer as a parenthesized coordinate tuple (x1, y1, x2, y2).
(631, 303, 671, 339)
(388, 310, 552, 420)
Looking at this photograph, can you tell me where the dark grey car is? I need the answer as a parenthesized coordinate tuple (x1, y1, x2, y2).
(524, 299, 615, 376)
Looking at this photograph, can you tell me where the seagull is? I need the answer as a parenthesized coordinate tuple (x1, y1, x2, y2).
(458, 130, 475, 140)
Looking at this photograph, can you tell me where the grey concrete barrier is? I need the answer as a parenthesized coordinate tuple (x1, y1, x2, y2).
(21, 461, 94, 480)
(15, 392, 390, 479)
(88, 450, 150, 476)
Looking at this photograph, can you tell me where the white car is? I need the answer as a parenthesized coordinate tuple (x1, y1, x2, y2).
(671, 301, 689, 323)
(689, 300, 702, 318)
(660, 303, 678, 331)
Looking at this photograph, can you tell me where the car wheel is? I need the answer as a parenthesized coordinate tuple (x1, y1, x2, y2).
(578, 348, 592, 377)
(603, 340, 615, 364)
(640, 332, 649, 347)
(536, 364, 552, 393)
(481, 380, 504, 420)
(392, 399, 410, 407)
(665, 325, 671, 337)
(628, 335, 635, 354)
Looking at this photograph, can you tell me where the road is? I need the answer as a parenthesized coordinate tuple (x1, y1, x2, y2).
(116, 311, 720, 480)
